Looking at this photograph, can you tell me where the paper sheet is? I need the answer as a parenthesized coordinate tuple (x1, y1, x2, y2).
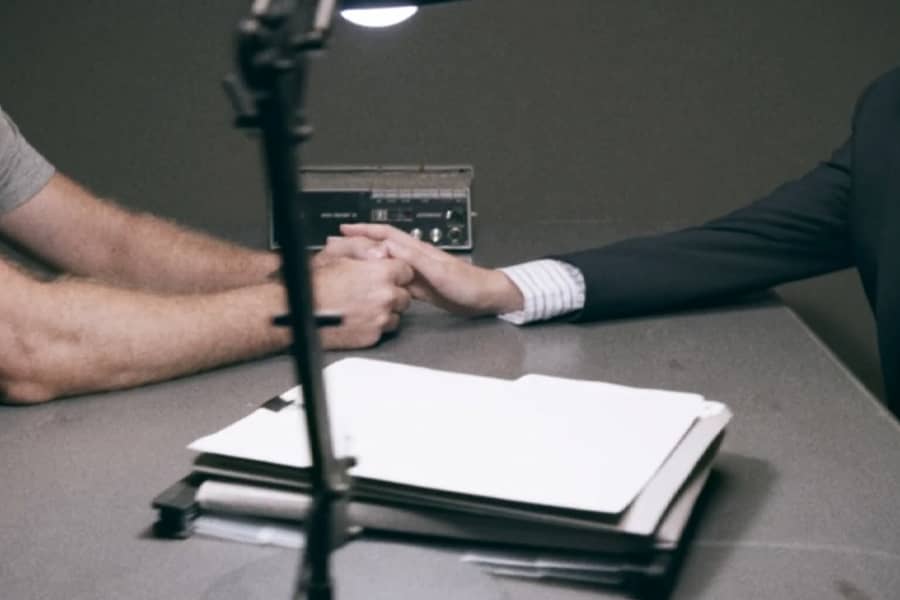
(190, 358, 710, 514)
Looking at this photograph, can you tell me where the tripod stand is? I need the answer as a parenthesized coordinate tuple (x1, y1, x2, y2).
(225, 1, 352, 599)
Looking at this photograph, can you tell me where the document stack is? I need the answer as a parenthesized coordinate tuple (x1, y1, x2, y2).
(153, 358, 731, 590)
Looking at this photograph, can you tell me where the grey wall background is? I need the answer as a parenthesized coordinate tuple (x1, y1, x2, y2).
(1, 1, 898, 400)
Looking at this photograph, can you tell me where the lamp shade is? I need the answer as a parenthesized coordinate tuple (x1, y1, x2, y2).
(340, 0, 464, 7)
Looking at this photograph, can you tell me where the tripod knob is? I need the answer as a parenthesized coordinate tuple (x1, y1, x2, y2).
(222, 75, 260, 129)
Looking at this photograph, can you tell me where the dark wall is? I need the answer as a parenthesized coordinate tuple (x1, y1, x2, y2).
(1, 1, 897, 399)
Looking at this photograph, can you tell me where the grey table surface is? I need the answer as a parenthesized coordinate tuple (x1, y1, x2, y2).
(2, 222, 899, 600)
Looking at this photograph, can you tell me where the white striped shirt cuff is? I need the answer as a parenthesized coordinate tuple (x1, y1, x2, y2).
(498, 259, 586, 325)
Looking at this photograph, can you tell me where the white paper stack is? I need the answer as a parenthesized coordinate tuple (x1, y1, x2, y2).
(156, 358, 731, 582)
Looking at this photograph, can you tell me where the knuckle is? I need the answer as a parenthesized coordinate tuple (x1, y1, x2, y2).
(323, 237, 345, 252)
(348, 237, 369, 252)
(362, 328, 382, 346)
(373, 311, 391, 328)
(367, 285, 391, 306)
(395, 289, 410, 310)
(375, 263, 398, 283)
(385, 314, 401, 331)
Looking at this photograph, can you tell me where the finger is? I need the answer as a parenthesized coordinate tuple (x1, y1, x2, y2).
(323, 236, 387, 260)
(383, 239, 449, 286)
(309, 251, 334, 269)
(382, 312, 401, 333)
(406, 280, 435, 302)
(341, 224, 447, 261)
(340, 223, 394, 240)
(382, 257, 415, 286)
(391, 287, 412, 313)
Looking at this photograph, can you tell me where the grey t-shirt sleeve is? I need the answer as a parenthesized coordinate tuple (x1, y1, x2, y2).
(0, 106, 55, 215)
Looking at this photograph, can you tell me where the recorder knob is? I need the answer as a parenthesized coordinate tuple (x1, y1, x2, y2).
(447, 226, 464, 244)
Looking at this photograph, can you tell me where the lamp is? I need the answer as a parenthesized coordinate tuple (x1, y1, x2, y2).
(224, 1, 465, 599)
(340, 6, 419, 28)
(340, 0, 461, 5)
(339, 0, 465, 27)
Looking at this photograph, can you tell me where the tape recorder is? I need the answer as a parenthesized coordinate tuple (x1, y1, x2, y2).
(270, 165, 474, 251)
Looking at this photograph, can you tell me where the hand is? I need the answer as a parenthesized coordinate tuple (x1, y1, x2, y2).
(312, 256, 414, 349)
(311, 235, 388, 269)
(340, 224, 524, 317)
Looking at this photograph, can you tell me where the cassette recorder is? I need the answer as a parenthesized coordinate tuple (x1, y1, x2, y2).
(270, 165, 474, 251)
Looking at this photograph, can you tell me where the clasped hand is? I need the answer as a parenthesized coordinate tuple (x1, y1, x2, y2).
(311, 224, 523, 349)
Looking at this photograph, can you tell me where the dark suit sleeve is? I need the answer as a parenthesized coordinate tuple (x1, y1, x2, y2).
(554, 142, 854, 322)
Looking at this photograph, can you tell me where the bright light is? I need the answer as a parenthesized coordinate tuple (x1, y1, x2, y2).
(340, 6, 418, 28)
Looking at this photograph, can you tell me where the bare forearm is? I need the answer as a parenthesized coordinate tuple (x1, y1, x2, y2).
(101, 210, 280, 293)
(0, 276, 289, 403)
(0, 173, 279, 293)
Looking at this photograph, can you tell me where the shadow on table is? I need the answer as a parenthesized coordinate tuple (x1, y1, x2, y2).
(653, 452, 776, 600)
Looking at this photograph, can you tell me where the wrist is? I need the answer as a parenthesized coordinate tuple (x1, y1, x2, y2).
(259, 252, 282, 282)
(484, 270, 524, 315)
